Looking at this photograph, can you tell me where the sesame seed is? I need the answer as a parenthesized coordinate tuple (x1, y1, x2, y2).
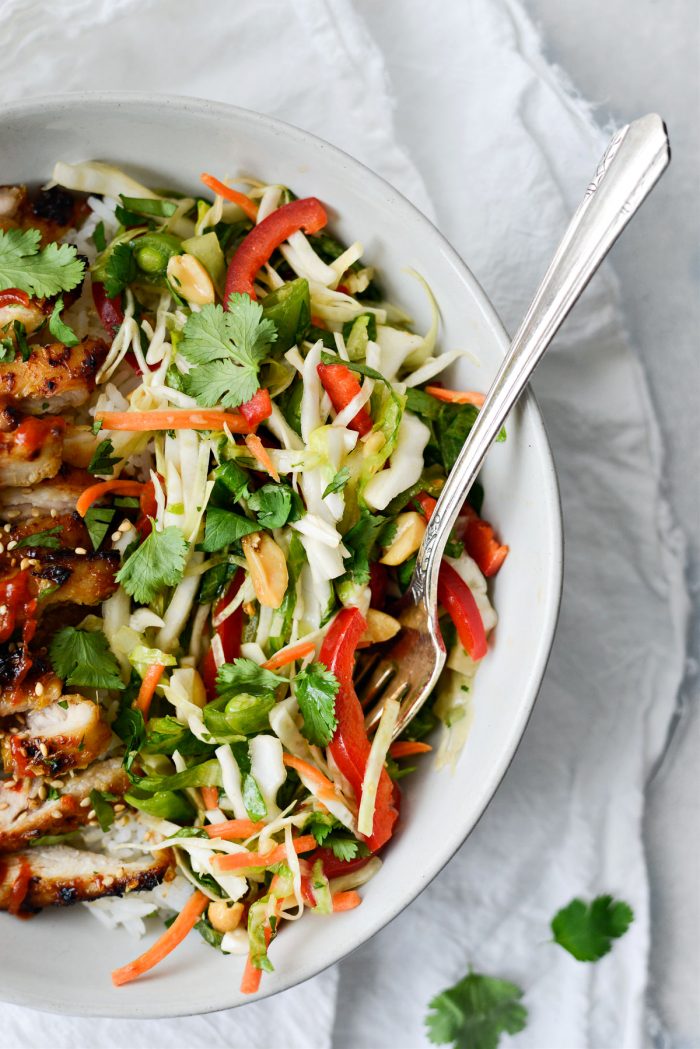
(87, 808, 96, 820)
(79, 797, 91, 808)
(119, 519, 132, 532)
(19, 558, 30, 571)
(38, 742, 49, 757)
(0, 605, 6, 615)
(51, 809, 62, 818)
(75, 546, 87, 556)
(50, 509, 58, 518)
(110, 531, 121, 542)
(37, 784, 47, 801)
(31, 508, 40, 517)
(6, 540, 17, 551)
(47, 778, 63, 788)
(9, 727, 19, 735)
(35, 682, 44, 696)
(114, 803, 125, 812)
(3, 522, 11, 532)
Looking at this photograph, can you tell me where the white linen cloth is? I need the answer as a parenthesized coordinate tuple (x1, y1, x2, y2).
(0, 1, 688, 1046)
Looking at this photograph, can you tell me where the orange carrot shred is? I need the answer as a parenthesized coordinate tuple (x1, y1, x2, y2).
(200, 173, 259, 223)
(331, 890, 362, 912)
(425, 386, 486, 407)
(281, 754, 338, 803)
(111, 890, 208, 987)
(212, 834, 317, 872)
(200, 786, 219, 810)
(95, 410, 249, 433)
(262, 639, 316, 671)
(204, 819, 266, 839)
(133, 662, 165, 718)
(388, 741, 433, 759)
(240, 926, 271, 994)
(75, 479, 146, 518)
(244, 433, 279, 481)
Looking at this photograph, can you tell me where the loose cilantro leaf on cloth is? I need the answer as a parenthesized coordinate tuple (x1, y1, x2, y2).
(48, 297, 79, 347)
(551, 895, 634, 961)
(49, 627, 124, 690)
(15, 525, 62, 549)
(322, 466, 351, 499)
(116, 525, 189, 604)
(84, 506, 116, 550)
(294, 662, 339, 746)
(248, 483, 302, 529)
(202, 507, 259, 552)
(0, 228, 85, 297)
(103, 242, 138, 298)
(89, 789, 116, 832)
(425, 971, 528, 1049)
(87, 438, 119, 476)
(180, 295, 276, 409)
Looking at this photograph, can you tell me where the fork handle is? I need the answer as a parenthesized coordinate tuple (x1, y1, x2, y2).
(414, 113, 670, 608)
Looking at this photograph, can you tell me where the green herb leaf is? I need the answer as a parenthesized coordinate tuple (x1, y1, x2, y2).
(342, 509, 388, 586)
(120, 195, 178, 218)
(103, 242, 137, 298)
(247, 483, 301, 529)
(426, 971, 528, 1049)
(126, 788, 195, 821)
(195, 917, 224, 952)
(202, 507, 259, 552)
(142, 716, 211, 757)
(326, 834, 368, 862)
(211, 460, 250, 504)
(242, 773, 267, 821)
(13, 321, 31, 361)
(216, 658, 286, 699)
(116, 525, 189, 604)
(136, 758, 223, 794)
(15, 525, 62, 550)
(198, 560, 236, 604)
(551, 895, 634, 962)
(322, 467, 351, 499)
(87, 438, 119, 476)
(48, 297, 79, 347)
(91, 221, 106, 253)
(294, 662, 339, 747)
(0, 228, 85, 297)
(84, 506, 116, 551)
(49, 626, 124, 690)
(89, 789, 115, 832)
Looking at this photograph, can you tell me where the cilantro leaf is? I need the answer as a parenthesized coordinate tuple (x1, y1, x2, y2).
(342, 509, 388, 585)
(0, 228, 85, 298)
(89, 789, 116, 832)
(179, 296, 276, 409)
(551, 895, 634, 962)
(116, 525, 189, 604)
(426, 971, 528, 1049)
(305, 811, 336, 845)
(49, 627, 124, 690)
(247, 483, 301, 529)
(84, 506, 116, 550)
(48, 297, 79, 347)
(91, 221, 106, 253)
(87, 438, 119, 477)
(13, 321, 31, 361)
(326, 835, 369, 862)
(15, 525, 62, 549)
(103, 242, 137, 298)
(215, 658, 286, 700)
(322, 467, 350, 499)
(113, 681, 146, 771)
(294, 662, 339, 746)
(202, 507, 259, 552)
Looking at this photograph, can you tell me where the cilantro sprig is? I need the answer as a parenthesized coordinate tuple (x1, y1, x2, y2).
(0, 228, 84, 298)
(293, 662, 339, 747)
(551, 895, 634, 962)
(179, 294, 276, 409)
(49, 627, 124, 691)
(426, 971, 528, 1049)
(116, 525, 189, 605)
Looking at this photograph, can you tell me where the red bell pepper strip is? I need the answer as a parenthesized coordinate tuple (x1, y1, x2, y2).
(319, 607, 399, 851)
(92, 282, 124, 335)
(200, 571, 244, 701)
(239, 388, 272, 427)
(0, 288, 30, 309)
(413, 491, 437, 520)
(460, 505, 509, 577)
(224, 197, 327, 302)
(316, 363, 372, 436)
(437, 562, 488, 661)
(135, 479, 158, 539)
(307, 847, 372, 881)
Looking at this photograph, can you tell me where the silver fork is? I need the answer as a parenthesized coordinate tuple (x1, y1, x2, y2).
(361, 112, 670, 739)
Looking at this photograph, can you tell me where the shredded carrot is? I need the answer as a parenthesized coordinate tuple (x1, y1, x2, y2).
(200, 173, 259, 223)
(200, 785, 219, 810)
(388, 740, 433, 759)
(204, 818, 266, 840)
(240, 926, 271, 995)
(425, 386, 486, 407)
(75, 479, 146, 518)
(95, 409, 250, 433)
(112, 890, 208, 987)
(213, 834, 317, 873)
(262, 639, 317, 671)
(331, 890, 362, 912)
(133, 662, 165, 718)
(245, 433, 280, 481)
(281, 754, 338, 803)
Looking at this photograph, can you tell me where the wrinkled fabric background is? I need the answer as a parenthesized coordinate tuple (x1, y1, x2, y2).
(0, 1, 690, 1046)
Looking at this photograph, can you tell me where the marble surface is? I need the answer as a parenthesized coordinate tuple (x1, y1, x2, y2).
(520, 4, 700, 1044)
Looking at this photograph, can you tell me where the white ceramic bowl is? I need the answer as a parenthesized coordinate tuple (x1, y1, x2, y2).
(0, 94, 562, 1018)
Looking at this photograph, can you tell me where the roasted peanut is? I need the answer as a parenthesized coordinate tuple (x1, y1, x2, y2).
(360, 608, 401, 645)
(242, 531, 288, 609)
(166, 253, 215, 305)
(379, 511, 426, 566)
(208, 900, 244, 934)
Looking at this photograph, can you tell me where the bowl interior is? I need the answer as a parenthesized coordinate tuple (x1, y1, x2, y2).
(0, 94, 562, 1017)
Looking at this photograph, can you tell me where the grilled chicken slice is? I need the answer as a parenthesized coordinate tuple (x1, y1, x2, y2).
(0, 756, 129, 852)
(4, 512, 89, 552)
(0, 185, 89, 245)
(0, 416, 64, 488)
(0, 465, 93, 520)
(0, 846, 172, 911)
(62, 424, 103, 470)
(0, 338, 107, 414)
(1, 696, 112, 778)
(0, 664, 62, 717)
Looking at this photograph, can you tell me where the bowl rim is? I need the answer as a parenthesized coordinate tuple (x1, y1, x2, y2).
(0, 90, 564, 1018)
